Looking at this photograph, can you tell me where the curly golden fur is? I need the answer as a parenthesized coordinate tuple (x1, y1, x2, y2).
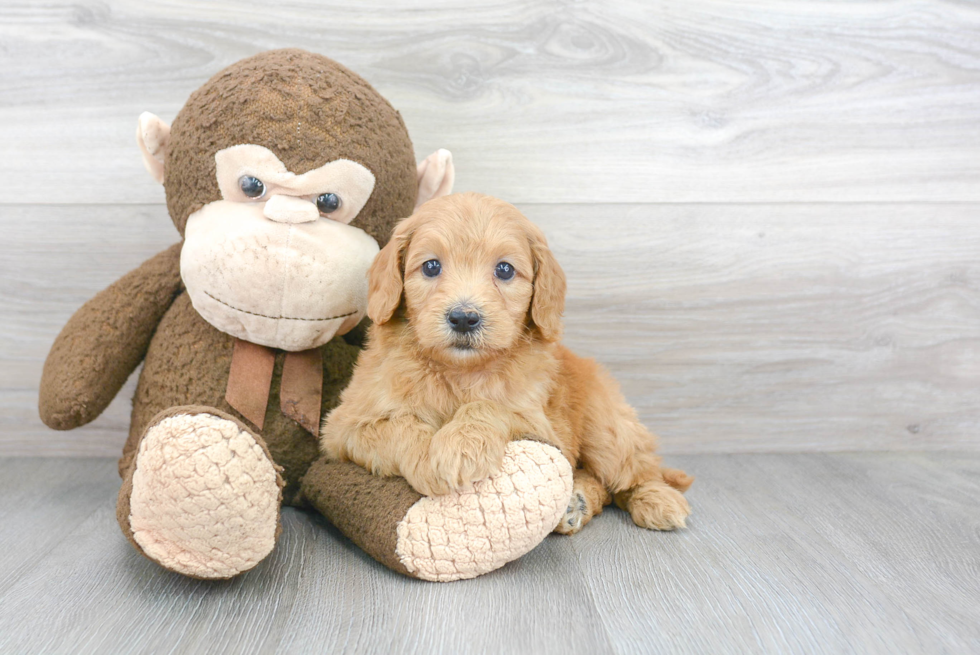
(321, 193, 692, 533)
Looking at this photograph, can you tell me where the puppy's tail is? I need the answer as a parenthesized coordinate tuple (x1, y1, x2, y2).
(662, 467, 694, 493)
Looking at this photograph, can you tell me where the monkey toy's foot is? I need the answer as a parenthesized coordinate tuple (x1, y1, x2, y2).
(303, 440, 573, 582)
(117, 407, 283, 579)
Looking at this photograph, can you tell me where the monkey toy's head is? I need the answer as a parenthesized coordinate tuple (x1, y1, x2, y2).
(136, 49, 453, 351)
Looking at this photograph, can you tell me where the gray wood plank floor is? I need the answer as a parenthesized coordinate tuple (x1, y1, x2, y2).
(0, 453, 977, 654)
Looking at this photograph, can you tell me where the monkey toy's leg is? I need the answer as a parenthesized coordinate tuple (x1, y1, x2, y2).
(117, 409, 573, 582)
(301, 440, 573, 582)
(117, 406, 283, 580)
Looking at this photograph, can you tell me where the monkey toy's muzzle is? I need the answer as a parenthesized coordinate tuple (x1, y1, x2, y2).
(180, 200, 379, 351)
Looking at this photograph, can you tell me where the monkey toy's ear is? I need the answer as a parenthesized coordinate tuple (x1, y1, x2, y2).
(136, 112, 172, 185)
(415, 149, 455, 209)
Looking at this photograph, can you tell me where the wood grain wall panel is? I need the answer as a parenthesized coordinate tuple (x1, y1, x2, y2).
(3, 203, 976, 455)
(540, 203, 980, 453)
(1, 0, 979, 204)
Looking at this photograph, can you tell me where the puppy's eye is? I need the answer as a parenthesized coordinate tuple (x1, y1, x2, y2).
(422, 259, 442, 278)
(239, 176, 265, 199)
(494, 262, 516, 281)
(316, 192, 341, 214)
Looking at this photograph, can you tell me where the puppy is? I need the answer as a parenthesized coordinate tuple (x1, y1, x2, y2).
(321, 193, 692, 534)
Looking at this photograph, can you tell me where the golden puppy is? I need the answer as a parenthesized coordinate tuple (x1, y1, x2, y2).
(321, 192, 692, 534)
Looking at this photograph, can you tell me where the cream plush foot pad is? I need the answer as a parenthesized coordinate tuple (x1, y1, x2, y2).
(395, 440, 573, 582)
(129, 413, 281, 579)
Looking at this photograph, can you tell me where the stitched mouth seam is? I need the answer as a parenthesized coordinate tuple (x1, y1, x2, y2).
(204, 290, 356, 322)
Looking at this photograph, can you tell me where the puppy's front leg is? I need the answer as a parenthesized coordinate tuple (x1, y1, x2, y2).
(322, 413, 452, 496)
(429, 400, 512, 491)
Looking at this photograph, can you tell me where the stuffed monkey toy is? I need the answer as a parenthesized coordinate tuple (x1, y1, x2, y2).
(38, 49, 572, 582)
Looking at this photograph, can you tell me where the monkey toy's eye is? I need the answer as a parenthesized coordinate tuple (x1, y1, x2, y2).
(316, 192, 341, 214)
(239, 175, 265, 199)
(494, 262, 516, 280)
(422, 259, 442, 278)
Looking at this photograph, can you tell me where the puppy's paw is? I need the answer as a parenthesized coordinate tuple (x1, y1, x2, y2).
(553, 470, 611, 535)
(616, 481, 691, 531)
(554, 489, 590, 535)
(400, 457, 455, 497)
(553, 473, 610, 535)
(427, 421, 507, 493)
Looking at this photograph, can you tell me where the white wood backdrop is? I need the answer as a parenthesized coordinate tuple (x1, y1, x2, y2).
(1, 0, 978, 455)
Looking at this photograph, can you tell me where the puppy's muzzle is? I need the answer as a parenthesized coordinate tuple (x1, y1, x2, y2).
(447, 306, 482, 334)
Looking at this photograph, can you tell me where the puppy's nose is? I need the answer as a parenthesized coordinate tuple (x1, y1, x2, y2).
(447, 307, 482, 334)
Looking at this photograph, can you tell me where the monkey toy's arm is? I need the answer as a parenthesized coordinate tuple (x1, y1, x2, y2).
(39, 242, 184, 430)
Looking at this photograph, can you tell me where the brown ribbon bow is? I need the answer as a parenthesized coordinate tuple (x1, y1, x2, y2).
(225, 338, 323, 437)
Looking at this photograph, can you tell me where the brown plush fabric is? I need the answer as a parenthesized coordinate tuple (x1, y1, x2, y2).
(341, 317, 371, 348)
(41, 49, 438, 579)
(164, 49, 418, 245)
(119, 293, 361, 505)
(301, 457, 421, 577)
(39, 242, 183, 430)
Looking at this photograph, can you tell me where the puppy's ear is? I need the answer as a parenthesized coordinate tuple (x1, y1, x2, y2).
(368, 218, 413, 324)
(529, 226, 566, 342)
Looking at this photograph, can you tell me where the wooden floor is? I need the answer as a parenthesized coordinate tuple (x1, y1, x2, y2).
(2, 1, 979, 653)
(0, 453, 977, 654)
